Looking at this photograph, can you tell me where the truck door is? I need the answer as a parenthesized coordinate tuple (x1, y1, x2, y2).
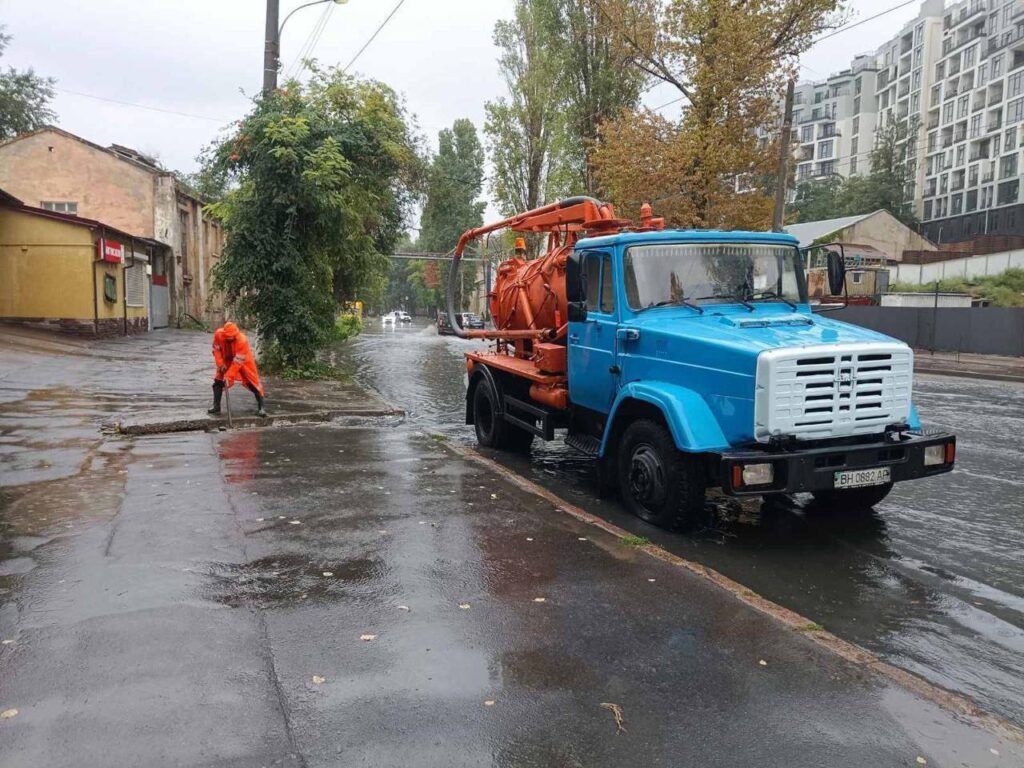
(568, 250, 618, 413)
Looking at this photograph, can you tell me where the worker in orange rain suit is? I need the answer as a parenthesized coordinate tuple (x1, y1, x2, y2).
(208, 321, 267, 417)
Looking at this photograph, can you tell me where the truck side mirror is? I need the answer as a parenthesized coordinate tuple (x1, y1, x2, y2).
(565, 251, 584, 302)
(567, 301, 588, 322)
(826, 248, 846, 296)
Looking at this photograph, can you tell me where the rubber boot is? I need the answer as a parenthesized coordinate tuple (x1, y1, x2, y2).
(208, 381, 223, 415)
(255, 391, 267, 418)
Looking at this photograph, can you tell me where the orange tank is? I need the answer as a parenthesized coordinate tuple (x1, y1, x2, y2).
(489, 240, 571, 336)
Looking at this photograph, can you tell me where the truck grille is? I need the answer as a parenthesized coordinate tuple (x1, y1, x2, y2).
(754, 343, 913, 442)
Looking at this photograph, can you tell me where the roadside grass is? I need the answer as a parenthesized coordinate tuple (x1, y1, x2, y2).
(620, 535, 651, 547)
(430, 433, 449, 442)
(799, 622, 825, 632)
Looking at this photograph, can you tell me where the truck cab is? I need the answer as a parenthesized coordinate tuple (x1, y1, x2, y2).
(457, 205, 955, 530)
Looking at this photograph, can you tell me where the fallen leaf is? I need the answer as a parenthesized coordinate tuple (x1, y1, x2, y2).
(483, 700, 495, 707)
(459, 603, 471, 610)
(600, 702, 626, 734)
(0, 709, 17, 719)
(322, 571, 334, 577)
(1, 640, 13, 645)
(647, 578, 656, 583)
(360, 634, 377, 641)
(526, 537, 534, 542)
(311, 675, 325, 685)
(490, 494, 497, 499)
(397, 605, 410, 611)
(916, 758, 927, 765)
(289, 520, 301, 525)
(578, 537, 588, 541)
(759, 659, 768, 666)
(990, 748, 1000, 756)
(533, 597, 546, 603)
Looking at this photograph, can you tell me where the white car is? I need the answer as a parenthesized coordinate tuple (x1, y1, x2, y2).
(381, 312, 397, 325)
(397, 311, 412, 324)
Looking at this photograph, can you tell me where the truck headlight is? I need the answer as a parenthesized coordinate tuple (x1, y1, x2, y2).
(924, 442, 954, 466)
(741, 463, 774, 486)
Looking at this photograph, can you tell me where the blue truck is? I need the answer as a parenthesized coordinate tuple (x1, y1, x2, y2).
(447, 198, 956, 529)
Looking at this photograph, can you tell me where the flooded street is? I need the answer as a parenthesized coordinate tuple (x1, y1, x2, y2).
(338, 318, 1024, 727)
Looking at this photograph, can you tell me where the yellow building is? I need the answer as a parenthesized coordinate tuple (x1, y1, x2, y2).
(0, 189, 168, 336)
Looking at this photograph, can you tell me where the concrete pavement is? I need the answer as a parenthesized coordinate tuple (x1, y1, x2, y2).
(1, 328, 1022, 766)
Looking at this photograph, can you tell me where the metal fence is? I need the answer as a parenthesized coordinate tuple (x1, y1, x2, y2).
(837, 306, 1024, 357)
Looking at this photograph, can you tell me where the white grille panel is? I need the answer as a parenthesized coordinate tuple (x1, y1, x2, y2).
(754, 343, 913, 442)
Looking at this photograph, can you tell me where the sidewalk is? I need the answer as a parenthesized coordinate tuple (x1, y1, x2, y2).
(0, 324, 400, 436)
(914, 349, 1024, 383)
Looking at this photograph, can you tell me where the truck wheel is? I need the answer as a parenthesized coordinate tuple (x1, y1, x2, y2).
(472, 375, 532, 452)
(811, 483, 893, 512)
(617, 420, 707, 530)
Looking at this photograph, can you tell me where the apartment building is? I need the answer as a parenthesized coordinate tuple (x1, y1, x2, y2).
(791, 0, 1024, 242)
(792, 55, 881, 184)
(920, 0, 1024, 240)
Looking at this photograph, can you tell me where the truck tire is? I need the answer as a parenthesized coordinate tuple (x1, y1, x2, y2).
(617, 419, 708, 530)
(472, 374, 533, 452)
(811, 483, 893, 512)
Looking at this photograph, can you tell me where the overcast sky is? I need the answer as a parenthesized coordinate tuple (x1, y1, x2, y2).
(2, 0, 925, 215)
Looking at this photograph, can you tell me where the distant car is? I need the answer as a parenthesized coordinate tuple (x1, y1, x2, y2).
(381, 312, 396, 325)
(397, 311, 412, 324)
(436, 310, 454, 335)
(460, 312, 485, 330)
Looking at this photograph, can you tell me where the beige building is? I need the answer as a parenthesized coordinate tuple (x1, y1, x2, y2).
(0, 126, 224, 328)
(786, 209, 937, 263)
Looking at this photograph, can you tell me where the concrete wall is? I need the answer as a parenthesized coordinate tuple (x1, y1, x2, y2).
(0, 130, 155, 237)
(0, 207, 148, 335)
(891, 249, 1024, 284)
(838, 305, 1024, 356)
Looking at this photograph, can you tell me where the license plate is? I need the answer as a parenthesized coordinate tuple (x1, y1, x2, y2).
(833, 467, 891, 489)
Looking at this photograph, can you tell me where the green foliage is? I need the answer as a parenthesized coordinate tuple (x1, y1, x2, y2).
(331, 313, 362, 342)
(620, 535, 650, 547)
(208, 66, 422, 368)
(0, 27, 55, 140)
(384, 119, 487, 314)
(792, 117, 920, 226)
(889, 268, 1024, 307)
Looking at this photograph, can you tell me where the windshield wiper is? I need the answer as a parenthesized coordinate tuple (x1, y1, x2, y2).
(748, 290, 797, 310)
(650, 298, 704, 314)
(692, 293, 755, 311)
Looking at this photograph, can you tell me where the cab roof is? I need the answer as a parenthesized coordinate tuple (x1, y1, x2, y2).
(575, 229, 800, 250)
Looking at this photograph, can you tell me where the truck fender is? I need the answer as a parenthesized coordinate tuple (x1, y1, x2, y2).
(599, 382, 731, 456)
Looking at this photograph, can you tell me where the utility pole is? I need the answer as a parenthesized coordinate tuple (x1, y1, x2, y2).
(263, 0, 281, 95)
(772, 77, 796, 232)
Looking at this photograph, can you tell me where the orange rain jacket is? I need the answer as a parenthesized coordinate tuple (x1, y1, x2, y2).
(212, 322, 264, 396)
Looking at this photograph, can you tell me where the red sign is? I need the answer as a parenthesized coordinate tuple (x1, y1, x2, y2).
(98, 238, 124, 264)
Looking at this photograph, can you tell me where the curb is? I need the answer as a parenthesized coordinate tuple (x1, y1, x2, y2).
(915, 364, 1024, 384)
(442, 439, 1024, 746)
(113, 407, 404, 435)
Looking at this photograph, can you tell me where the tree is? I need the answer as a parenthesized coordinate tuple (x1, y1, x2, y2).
(0, 27, 55, 140)
(591, 0, 842, 228)
(485, 0, 570, 216)
(549, 0, 645, 194)
(791, 175, 844, 222)
(207, 67, 421, 368)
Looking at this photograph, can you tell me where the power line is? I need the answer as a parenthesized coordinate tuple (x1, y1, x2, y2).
(814, 0, 920, 44)
(343, 0, 408, 73)
(286, 1, 334, 78)
(55, 87, 234, 124)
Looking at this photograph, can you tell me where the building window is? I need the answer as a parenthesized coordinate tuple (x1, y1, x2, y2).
(854, 95, 861, 113)
(851, 136, 859, 157)
(40, 201, 77, 215)
(103, 274, 117, 304)
(943, 102, 954, 124)
(855, 77, 862, 95)
(852, 116, 860, 135)
(924, 200, 933, 219)
(819, 160, 835, 176)
(1000, 153, 1018, 179)
(1010, 72, 1024, 99)
(1008, 97, 1024, 125)
(801, 125, 814, 143)
(1006, 126, 1017, 150)
(958, 95, 970, 119)
(979, 62, 988, 82)
(851, 271, 864, 285)
(817, 140, 834, 159)
(998, 179, 1019, 205)
(850, 157, 858, 174)
(993, 54, 1004, 79)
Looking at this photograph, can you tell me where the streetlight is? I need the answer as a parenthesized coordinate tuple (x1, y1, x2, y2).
(263, 0, 348, 94)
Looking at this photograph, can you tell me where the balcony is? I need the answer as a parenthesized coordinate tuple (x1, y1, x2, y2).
(987, 120, 1002, 132)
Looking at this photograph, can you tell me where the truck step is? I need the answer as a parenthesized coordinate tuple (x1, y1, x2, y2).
(503, 395, 556, 441)
(565, 433, 600, 457)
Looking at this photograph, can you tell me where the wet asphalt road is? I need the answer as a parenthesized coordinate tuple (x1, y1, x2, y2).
(1, 323, 1023, 766)
(340, 319, 1024, 728)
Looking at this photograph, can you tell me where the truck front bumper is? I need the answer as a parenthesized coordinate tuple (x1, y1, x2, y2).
(718, 430, 956, 497)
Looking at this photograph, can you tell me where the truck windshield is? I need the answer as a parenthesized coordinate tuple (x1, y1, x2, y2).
(624, 243, 807, 310)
